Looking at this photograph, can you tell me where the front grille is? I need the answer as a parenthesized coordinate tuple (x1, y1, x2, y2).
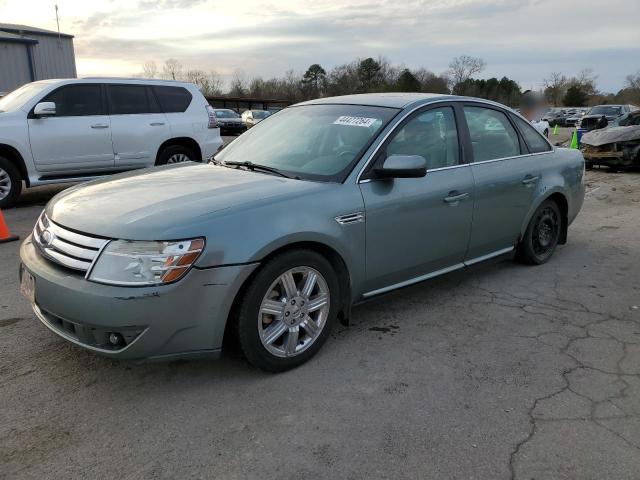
(33, 213, 110, 272)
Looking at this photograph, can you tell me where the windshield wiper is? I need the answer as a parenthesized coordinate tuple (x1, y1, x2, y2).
(223, 161, 294, 179)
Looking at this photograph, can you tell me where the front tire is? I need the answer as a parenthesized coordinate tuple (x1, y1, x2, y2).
(518, 199, 562, 265)
(236, 249, 339, 372)
(156, 145, 197, 165)
(0, 156, 22, 209)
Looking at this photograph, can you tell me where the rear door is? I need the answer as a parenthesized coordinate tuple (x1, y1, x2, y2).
(28, 83, 114, 173)
(107, 84, 170, 168)
(461, 104, 541, 260)
(359, 104, 475, 294)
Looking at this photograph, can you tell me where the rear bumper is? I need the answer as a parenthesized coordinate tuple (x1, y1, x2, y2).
(20, 236, 258, 360)
(201, 135, 224, 160)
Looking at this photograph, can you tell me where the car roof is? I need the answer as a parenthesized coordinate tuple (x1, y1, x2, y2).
(29, 78, 196, 88)
(294, 92, 514, 111)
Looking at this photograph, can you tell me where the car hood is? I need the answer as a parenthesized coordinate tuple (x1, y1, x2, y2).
(46, 163, 326, 240)
(581, 125, 640, 147)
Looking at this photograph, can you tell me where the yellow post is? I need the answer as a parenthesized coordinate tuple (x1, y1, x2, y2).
(553, 124, 559, 135)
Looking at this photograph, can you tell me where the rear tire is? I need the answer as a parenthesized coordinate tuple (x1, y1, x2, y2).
(156, 145, 197, 166)
(517, 199, 562, 265)
(0, 156, 22, 209)
(236, 249, 339, 372)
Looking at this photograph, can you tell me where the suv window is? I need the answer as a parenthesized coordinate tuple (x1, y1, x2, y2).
(42, 84, 103, 117)
(512, 116, 552, 153)
(108, 85, 157, 115)
(386, 106, 460, 169)
(152, 86, 192, 113)
(464, 106, 520, 162)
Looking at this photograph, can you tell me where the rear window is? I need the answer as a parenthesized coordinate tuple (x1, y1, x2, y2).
(108, 85, 158, 115)
(512, 116, 552, 153)
(153, 86, 192, 113)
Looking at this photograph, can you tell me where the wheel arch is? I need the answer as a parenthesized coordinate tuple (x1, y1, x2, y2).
(222, 240, 353, 351)
(0, 143, 29, 186)
(520, 189, 569, 245)
(155, 137, 203, 165)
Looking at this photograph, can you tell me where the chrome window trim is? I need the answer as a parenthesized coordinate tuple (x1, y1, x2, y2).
(355, 98, 554, 184)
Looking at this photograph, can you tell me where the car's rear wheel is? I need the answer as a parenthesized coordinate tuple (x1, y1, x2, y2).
(518, 199, 562, 265)
(156, 145, 197, 165)
(0, 156, 22, 209)
(236, 249, 339, 372)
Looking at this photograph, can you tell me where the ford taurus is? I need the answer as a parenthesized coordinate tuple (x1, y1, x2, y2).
(19, 93, 585, 371)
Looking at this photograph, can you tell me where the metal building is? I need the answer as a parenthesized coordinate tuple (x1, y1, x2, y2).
(0, 23, 76, 94)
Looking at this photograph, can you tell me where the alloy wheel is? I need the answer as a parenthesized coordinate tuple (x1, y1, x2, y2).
(166, 153, 191, 164)
(258, 266, 330, 358)
(0, 167, 11, 201)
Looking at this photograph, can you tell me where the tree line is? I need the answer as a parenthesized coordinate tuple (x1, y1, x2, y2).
(140, 57, 640, 108)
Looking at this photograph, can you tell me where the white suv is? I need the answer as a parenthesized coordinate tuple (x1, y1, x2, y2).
(0, 78, 222, 208)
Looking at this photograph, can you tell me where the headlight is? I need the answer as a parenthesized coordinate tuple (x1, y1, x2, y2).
(88, 238, 205, 286)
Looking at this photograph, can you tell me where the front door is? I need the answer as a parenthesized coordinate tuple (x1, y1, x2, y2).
(359, 105, 474, 294)
(461, 104, 540, 260)
(28, 84, 114, 173)
(107, 84, 170, 168)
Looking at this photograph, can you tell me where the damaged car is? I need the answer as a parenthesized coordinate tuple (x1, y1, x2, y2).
(581, 111, 640, 170)
(577, 104, 636, 131)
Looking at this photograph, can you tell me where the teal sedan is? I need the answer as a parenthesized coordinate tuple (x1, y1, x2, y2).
(20, 93, 585, 371)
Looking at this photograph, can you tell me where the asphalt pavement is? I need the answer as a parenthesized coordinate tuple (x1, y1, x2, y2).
(1, 166, 639, 480)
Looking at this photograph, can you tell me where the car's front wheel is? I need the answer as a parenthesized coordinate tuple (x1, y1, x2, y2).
(0, 156, 22, 209)
(517, 199, 562, 265)
(236, 249, 339, 372)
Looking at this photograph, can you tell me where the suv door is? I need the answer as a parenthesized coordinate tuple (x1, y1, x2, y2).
(359, 105, 474, 294)
(28, 84, 114, 173)
(461, 104, 541, 260)
(107, 84, 170, 168)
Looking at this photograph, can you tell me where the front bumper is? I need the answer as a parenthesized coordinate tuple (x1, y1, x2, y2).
(20, 237, 258, 360)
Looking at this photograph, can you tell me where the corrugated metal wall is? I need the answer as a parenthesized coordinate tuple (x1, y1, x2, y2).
(29, 34, 77, 79)
(0, 42, 32, 92)
(0, 34, 76, 93)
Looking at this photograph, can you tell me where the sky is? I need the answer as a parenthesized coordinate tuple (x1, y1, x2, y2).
(1, 0, 638, 92)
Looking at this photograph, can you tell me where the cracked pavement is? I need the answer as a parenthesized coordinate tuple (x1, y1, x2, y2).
(1, 168, 639, 479)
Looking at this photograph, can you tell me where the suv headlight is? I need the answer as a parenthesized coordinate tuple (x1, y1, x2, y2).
(88, 238, 205, 286)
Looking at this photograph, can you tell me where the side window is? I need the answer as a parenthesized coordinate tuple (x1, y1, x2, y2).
(463, 106, 521, 162)
(386, 106, 460, 169)
(512, 116, 552, 153)
(152, 86, 192, 113)
(108, 85, 153, 115)
(42, 85, 103, 117)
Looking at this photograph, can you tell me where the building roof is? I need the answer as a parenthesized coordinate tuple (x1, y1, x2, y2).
(0, 23, 73, 39)
(0, 30, 38, 44)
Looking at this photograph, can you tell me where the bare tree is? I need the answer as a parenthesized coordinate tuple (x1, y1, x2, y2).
(625, 71, 640, 91)
(163, 58, 183, 80)
(543, 72, 568, 106)
(447, 55, 486, 87)
(142, 60, 158, 78)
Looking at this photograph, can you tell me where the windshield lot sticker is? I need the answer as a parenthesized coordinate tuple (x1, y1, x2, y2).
(334, 116, 377, 128)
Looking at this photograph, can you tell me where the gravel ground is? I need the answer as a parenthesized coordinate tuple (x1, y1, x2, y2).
(1, 167, 639, 480)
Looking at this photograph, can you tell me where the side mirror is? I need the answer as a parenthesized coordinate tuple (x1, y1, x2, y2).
(34, 102, 56, 117)
(374, 154, 427, 179)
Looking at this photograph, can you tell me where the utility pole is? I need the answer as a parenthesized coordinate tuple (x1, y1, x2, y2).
(55, 4, 61, 43)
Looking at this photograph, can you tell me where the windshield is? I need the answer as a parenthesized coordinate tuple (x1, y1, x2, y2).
(0, 82, 49, 112)
(215, 109, 239, 118)
(215, 104, 398, 182)
(252, 110, 270, 119)
(588, 106, 622, 117)
(612, 113, 640, 127)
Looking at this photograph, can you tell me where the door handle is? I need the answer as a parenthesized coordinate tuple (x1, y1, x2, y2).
(443, 191, 469, 205)
(522, 175, 539, 186)
(91, 123, 109, 129)
(150, 122, 165, 126)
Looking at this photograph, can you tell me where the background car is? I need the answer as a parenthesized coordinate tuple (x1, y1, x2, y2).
(542, 109, 566, 127)
(578, 104, 636, 131)
(214, 108, 246, 135)
(0, 78, 222, 208)
(20, 93, 585, 372)
(241, 109, 272, 128)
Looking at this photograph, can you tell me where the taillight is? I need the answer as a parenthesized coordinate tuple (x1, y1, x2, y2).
(206, 105, 218, 129)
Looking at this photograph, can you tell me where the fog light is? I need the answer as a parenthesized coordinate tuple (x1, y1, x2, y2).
(109, 332, 124, 346)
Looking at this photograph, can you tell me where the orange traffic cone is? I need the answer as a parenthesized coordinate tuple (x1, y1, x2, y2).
(0, 209, 19, 243)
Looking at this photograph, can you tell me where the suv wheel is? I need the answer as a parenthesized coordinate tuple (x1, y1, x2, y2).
(236, 249, 339, 372)
(156, 145, 197, 165)
(0, 156, 22, 209)
(517, 199, 562, 265)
